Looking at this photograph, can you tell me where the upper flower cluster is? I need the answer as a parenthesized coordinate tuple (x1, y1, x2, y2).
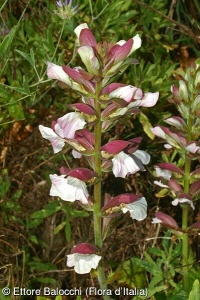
(74, 23, 141, 78)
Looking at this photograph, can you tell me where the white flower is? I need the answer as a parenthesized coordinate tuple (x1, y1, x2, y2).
(67, 253, 101, 274)
(133, 92, 159, 107)
(152, 217, 162, 224)
(186, 143, 200, 154)
(116, 34, 142, 54)
(72, 149, 82, 158)
(49, 174, 89, 204)
(112, 150, 150, 178)
(154, 180, 169, 188)
(39, 125, 65, 153)
(155, 166, 172, 180)
(109, 85, 143, 102)
(121, 197, 147, 220)
(172, 198, 195, 210)
(134, 149, 151, 164)
(47, 62, 71, 84)
(39, 112, 86, 153)
(164, 144, 172, 149)
(77, 46, 100, 75)
(112, 152, 140, 178)
(151, 126, 166, 139)
(74, 23, 89, 40)
(55, 112, 86, 139)
(47, 62, 83, 92)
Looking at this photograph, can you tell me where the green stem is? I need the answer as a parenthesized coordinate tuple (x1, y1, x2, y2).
(93, 82, 111, 300)
(182, 115, 192, 291)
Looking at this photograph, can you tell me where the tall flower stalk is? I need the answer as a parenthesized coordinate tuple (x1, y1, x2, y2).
(152, 60, 200, 292)
(39, 23, 159, 297)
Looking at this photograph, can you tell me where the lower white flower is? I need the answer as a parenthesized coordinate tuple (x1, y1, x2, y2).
(121, 197, 147, 220)
(67, 253, 101, 274)
(50, 174, 89, 204)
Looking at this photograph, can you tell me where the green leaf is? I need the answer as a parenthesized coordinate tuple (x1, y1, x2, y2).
(15, 49, 35, 67)
(27, 218, 43, 229)
(29, 235, 39, 244)
(188, 280, 200, 300)
(54, 221, 66, 235)
(106, 257, 146, 288)
(8, 101, 25, 120)
(148, 247, 166, 260)
(170, 290, 189, 300)
(31, 201, 61, 219)
(144, 284, 168, 298)
(139, 112, 154, 140)
(155, 188, 169, 198)
(70, 209, 89, 218)
(0, 26, 17, 57)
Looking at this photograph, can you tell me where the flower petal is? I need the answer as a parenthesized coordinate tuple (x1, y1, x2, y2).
(112, 152, 140, 178)
(74, 23, 89, 40)
(49, 174, 89, 204)
(133, 92, 159, 107)
(47, 62, 71, 85)
(134, 150, 151, 165)
(55, 112, 86, 139)
(109, 85, 143, 102)
(39, 125, 65, 153)
(172, 198, 195, 210)
(77, 46, 100, 74)
(121, 197, 147, 220)
(67, 253, 101, 274)
(153, 212, 178, 228)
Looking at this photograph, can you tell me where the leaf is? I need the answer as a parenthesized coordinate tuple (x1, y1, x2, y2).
(54, 221, 66, 235)
(145, 284, 168, 298)
(106, 257, 146, 288)
(27, 218, 43, 229)
(0, 26, 17, 57)
(15, 49, 35, 67)
(8, 101, 25, 120)
(188, 280, 200, 300)
(31, 201, 61, 219)
(148, 247, 166, 260)
(139, 112, 154, 139)
(170, 290, 189, 300)
(29, 235, 39, 245)
(70, 209, 89, 218)
(155, 188, 169, 198)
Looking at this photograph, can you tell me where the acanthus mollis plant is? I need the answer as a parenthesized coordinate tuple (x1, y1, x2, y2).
(39, 23, 159, 298)
(151, 59, 200, 293)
